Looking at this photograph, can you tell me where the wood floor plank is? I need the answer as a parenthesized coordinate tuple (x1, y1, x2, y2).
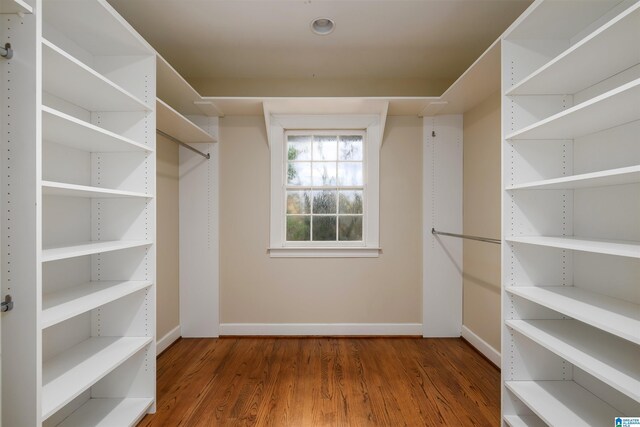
(142, 337, 500, 426)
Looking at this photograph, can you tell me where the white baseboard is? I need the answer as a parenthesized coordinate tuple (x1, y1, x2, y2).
(461, 325, 501, 368)
(157, 325, 181, 356)
(219, 323, 423, 336)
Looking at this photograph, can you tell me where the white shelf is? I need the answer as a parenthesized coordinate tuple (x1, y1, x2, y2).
(156, 54, 221, 116)
(42, 39, 152, 112)
(42, 106, 151, 153)
(42, 240, 152, 263)
(507, 286, 640, 345)
(42, 0, 151, 56)
(42, 181, 152, 199)
(507, 4, 640, 95)
(42, 336, 152, 420)
(503, 0, 624, 41)
(504, 415, 546, 427)
(156, 98, 216, 144)
(42, 281, 152, 329)
(507, 235, 640, 258)
(507, 319, 640, 401)
(421, 39, 501, 116)
(505, 381, 619, 427)
(56, 398, 153, 427)
(0, 0, 33, 14)
(507, 165, 640, 190)
(507, 78, 640, 140)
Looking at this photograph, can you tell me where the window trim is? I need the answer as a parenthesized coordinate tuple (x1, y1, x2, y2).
(269, 114, 381, 258)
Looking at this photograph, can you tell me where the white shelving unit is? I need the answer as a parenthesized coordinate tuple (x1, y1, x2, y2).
(0, 0, 32, 14)
(42, 40, 152, 112)
(42, 106, 151, 153)
(156, 98, 215, 144)
(42, 181, 153, 199)
(155, 54, 217, 146)
(156, 54, 222, 117)
(506, 286, 640, 344)
(501, 0, 640, 425)
(42, 281, 152, 329)
(55, 398, 153, 427)
(507, 236, 640, 258)
(506, 3, 640, 96)
(2, 0, 156, 425)
(504, 414, 547, 427)
(506, 165, 640, 190)
(505, 381, 620, 427)
(42, 241, 153, 263)
(42, 336, 152, 419)
(506, 78, 640, 140)
(506, 319, 640, 401)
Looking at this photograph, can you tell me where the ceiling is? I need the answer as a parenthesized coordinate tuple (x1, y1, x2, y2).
(108, 0, 532, 96)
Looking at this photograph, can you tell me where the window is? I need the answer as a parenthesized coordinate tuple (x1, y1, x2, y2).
(268, 114, 382, 258)
(285, 131, 365, 243)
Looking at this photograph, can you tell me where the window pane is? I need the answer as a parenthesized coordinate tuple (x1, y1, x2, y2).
(337, 162, 363, 186)
(339, 135, 363, 161)
(312, 162, 337, 186)
(287, 216, 310, 241)
(339, 216, 363, 241)
(287, 191, 311, 214)
(313, 216, 337, 241)
(313, 135, 338, 161)
(313, 190, 337, 214)
(287, 135, 311, 161)
(287, 162, 312, 186)
(339, 190, 363, 214)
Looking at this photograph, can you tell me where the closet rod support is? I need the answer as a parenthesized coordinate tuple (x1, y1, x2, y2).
(1, 43, 13, 59)
(157, 129, 210, 160)
(431, 228, 501, 245)
(1, 295, 14, 312)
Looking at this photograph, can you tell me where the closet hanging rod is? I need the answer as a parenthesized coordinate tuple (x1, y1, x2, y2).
(431, 228, 501, 245)
(1, 43, 13, 59)
(156, 129, 210, 160)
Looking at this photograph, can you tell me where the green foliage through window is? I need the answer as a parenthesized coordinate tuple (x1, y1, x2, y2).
(286, 133, 364, 242)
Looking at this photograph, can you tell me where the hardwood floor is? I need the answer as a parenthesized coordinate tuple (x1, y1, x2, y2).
(141, 337, 500, 426)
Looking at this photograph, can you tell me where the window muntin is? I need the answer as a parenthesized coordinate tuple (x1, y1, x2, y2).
(285, 131, 365, 243)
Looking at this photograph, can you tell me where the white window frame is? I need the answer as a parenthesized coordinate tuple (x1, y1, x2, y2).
(269, 115, 381, 258)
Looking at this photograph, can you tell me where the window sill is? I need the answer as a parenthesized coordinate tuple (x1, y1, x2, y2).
(268, 247, 381, 258)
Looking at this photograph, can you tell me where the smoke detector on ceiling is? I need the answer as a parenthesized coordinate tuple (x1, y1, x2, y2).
(311, 18, 335, 35)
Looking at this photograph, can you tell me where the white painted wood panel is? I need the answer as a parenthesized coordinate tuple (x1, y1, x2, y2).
(42, 281, 152, 329)
(423, 115, 463, 337)
(42, 337, 151, 420)
(56, 398, 153, 427)
(179, 119, 219, 337)
(507, 286, 640, 344)
(505, 381, 619, 427)
(42, 106, 151, 153)
(507, 319, 640, 401)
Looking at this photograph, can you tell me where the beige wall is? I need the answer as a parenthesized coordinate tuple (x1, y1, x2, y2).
(219, 116, 422, 323)
(192, 77, 453, 98)
(462, 91, 501, 351)
(156, 135, 180, 339)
